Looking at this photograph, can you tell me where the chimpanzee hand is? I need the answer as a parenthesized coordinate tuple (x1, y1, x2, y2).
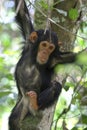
(26, 91, 39, 110)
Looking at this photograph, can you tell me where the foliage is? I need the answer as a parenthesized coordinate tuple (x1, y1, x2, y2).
(69, 8, 79, 21)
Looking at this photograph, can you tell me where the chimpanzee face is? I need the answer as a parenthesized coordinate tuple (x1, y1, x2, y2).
(36, 41, 55, 64)
(29, 30, 58, 65)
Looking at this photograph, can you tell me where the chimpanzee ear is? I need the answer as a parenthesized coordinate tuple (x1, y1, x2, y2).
(29, 32, 38, 43)
(58, 41, 62, 46)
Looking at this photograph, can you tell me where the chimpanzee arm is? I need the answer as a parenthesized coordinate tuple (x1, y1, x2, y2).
(38, 81, 62, 109)
(51, 48, 87, 67)
(51, 52, 77, 67)
(15, 0, 34, 40)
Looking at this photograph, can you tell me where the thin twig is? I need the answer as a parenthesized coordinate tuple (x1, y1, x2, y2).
(16, 0, 23, 15)
(79, 0, 83, 6)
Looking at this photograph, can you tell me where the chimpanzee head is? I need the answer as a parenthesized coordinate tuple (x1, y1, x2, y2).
(29, 29, 60, 65)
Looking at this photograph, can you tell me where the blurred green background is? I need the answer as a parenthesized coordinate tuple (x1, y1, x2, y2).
(0, 0, 87, 130)
(0, 1, 21, 129)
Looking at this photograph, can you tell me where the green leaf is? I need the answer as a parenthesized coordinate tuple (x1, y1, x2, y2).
(69, 8, 78, 20)
(39, 0, 48, 10)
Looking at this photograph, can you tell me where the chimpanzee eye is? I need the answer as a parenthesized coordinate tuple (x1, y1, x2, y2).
(49, 44, 55, 51)
(42, 42, 47, 47)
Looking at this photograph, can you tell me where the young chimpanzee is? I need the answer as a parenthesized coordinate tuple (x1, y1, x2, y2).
(9, 30, 62, 130)
(9, 0, 76, 130)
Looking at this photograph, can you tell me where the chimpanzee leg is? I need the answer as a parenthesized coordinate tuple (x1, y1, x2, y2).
(9, 96, 31, 130)
(38, 81, 62, 109)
